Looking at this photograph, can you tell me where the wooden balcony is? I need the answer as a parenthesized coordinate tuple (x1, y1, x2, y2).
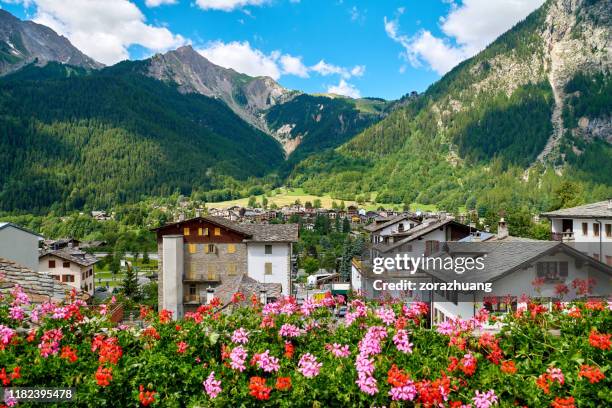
(184, 273, 221, 282)
(184, 294, 200, 304)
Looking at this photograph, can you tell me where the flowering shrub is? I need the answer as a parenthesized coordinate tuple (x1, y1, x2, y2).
(0, 286, 610, 407)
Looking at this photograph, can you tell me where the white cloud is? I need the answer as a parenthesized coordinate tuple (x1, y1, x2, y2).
(25, 0, 185, 65)
(194, 0, 268, 11)
(311, 60, 364, 79)
(327, 79, 360, 98)
(280, 54, 309, 78)
(198, 40, 281, 78)
(384, 0, 544, 74)
(144, 0, 177, 7)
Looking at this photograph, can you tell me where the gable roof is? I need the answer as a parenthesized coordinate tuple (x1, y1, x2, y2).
(541, 200, 612, 219)
(0, 257, 77, 303)
(364, 214, 418, 233)
(152, 216, 299, 242)
(40, 248, 98, 267)
(419, 241, 612, 283)
(373, 218, 470, 253)
(0, 222, 43, 238)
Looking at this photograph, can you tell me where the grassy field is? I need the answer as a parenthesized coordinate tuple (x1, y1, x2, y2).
(206, 187, 438, 213)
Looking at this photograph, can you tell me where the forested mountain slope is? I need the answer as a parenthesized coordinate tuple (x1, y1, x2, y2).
(0, 63, 285, 213)
(290, 0, 611, 214)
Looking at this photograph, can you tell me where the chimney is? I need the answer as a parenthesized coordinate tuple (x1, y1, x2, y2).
(472, 231, 481, 242)
(259, 288, 268, 305)
(206, 287, 215, 304)
(497, 218, 509, 239)
(178, 213, 185, 222)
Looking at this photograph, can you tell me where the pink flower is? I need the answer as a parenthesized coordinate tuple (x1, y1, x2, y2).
(231, 328, 249, 344)
(389, 382, 417, 401)
(436, 320, 454, 335)
(10, 285, 30, 306)
(0, 325, 16, 348)
(376, 307, 396, 325)
(229, 346, 247, 372)
(547, 367, 565, 385)
(326, 343, 350, 358)
(356, 372, 378, 395)
(254, 350, 280, 373)
(473, 389, 498, 408)
(393, 329, 413, 353)
(279, 323, 301, 338)
(99, 304, 108, 315)
(203, 371, 222, 399)
(8, 306, 24, 321)
(298, 353, 322, 378)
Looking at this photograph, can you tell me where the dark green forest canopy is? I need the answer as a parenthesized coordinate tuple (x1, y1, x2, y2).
(0, 63, 284, 213)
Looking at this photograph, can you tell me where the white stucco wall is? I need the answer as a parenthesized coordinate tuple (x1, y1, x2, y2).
(39, 256, 95, 295)
(162, 235, 184, 319)
(0, 225, 39, 271)
(247, 242, 291, 295)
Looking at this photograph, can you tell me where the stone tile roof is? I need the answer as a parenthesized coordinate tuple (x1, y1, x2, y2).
(0, 257, 74, 303)
(241, 223, 299, 242)
(205, 274, 282, 306)
(373, 218, 467, 253)
(40, 248, 98, 267)
(364, 214, 415, 232)
(420, 241, 612, 283)
(541, 200, 612, 219)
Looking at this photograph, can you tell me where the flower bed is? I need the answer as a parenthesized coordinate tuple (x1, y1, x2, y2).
(0, 287, 610, 407)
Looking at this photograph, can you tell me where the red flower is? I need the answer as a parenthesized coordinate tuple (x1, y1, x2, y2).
(275, 376, 292, 391)
(387, 364, 411, 387)
(231, 292, 246, 304)
(585, 300, 605, 311)
(501, 360, 517, 374)
(10, 366, 20, 381)
(176, 341, 188, 354)
(249, 376, 272, 400)
(0, 369, 9, 386)
(95, 366, 113, 387)
(142, 327, 160, 340)
(589, 329, 611, 350)
(551, 396, 575, 408)
(578, 365, 605, 384)
(159, 309, 173, 324)
(284, 341, 294, 359)
(60, 346, 78, 363)
(536, 373, 551, 394)
(139, 385, 157, 406)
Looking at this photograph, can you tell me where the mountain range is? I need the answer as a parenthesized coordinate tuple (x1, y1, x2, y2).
(0, 0, 609, 215)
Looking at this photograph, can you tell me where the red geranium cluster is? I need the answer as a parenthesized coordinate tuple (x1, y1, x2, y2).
(92, 335, 123, 365)
(248, 376, 272, 400)
(138, 385, 157, 406)
(578, 365, 605, 384)
(478, 333, 503, 365)
(588, 329, 611, 350)
(275, 376, 292, 391)
(414, 376, 451, 407)
(60, 346, 78, 363)
(95, 366, 112, 387)
(0, 366, 20, 386)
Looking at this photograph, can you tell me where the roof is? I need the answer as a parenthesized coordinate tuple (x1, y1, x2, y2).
(0, 257, 76, 303)
(209, 274, 283, 306)
(40, 248, 98, 267)
(419, 241, 612, 283)
(241, 224, 299, 242)
(373, 218, 470, 253)
(541, 200, 612, 219)
(0, 222, 43, 238)
(153, 216, 298, 242)
(364, 214, 417, 233)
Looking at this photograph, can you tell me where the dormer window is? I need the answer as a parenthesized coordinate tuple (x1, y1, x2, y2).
(398, 223, 404, 232)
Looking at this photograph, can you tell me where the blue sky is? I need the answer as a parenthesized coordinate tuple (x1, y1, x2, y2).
(1, 0, 544, 99)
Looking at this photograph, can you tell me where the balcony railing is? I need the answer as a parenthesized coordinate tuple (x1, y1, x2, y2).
(184, 294, 200, 303)
(184, 273, 220, 282)
(551, 232, 574, 241)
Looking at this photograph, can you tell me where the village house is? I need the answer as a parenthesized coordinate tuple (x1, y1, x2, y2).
(0, 222, 42, 271)
(153, 216, 298, 319)
(541, 199, 612, 266)
(39, 248, 98, 296)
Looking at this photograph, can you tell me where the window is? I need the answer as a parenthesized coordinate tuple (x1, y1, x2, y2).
(184, 227, 190, 236)
(188, 244, 196, 254)
(214, 227, 221, 236)
(207, 265, 217, 280)
(62, 275, 75, 283)
(227, 263, 237, 276)
(265, 262, 273, 275)
(203, 228, 209, 236)
(536, 261, 568, 283)
(52, 275, 60, 281)
(48, 260, 56, 268)
(606, 224, 611, 238)
(227, 244, 236, 254)
(593, 223, 600, 237)
(62, 261, 70, 268)
(198, 228, 203, 236)
(582, 223, 588, 236)
(265, 244, 273, 255)
(398, 223, 404, 232)
(189, 284, 197, 296)
(205, 244, 215, 254)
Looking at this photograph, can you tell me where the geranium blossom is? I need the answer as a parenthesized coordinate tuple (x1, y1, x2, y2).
(279, 323, 302, 338)
(472, 389, 498, 408)
(326, 343, 350, 358)
(203, 371, 222, 399)
(298, 353, 322, 378)
(254, 350, 280, 373)
(231, 328, 249, 344)
(392, 329, 413, 353)
(229, 346, 248, 372)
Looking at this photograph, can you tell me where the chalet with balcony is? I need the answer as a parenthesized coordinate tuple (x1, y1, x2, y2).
(152, 216, 298, 319)
(39, 248, 98, 296)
